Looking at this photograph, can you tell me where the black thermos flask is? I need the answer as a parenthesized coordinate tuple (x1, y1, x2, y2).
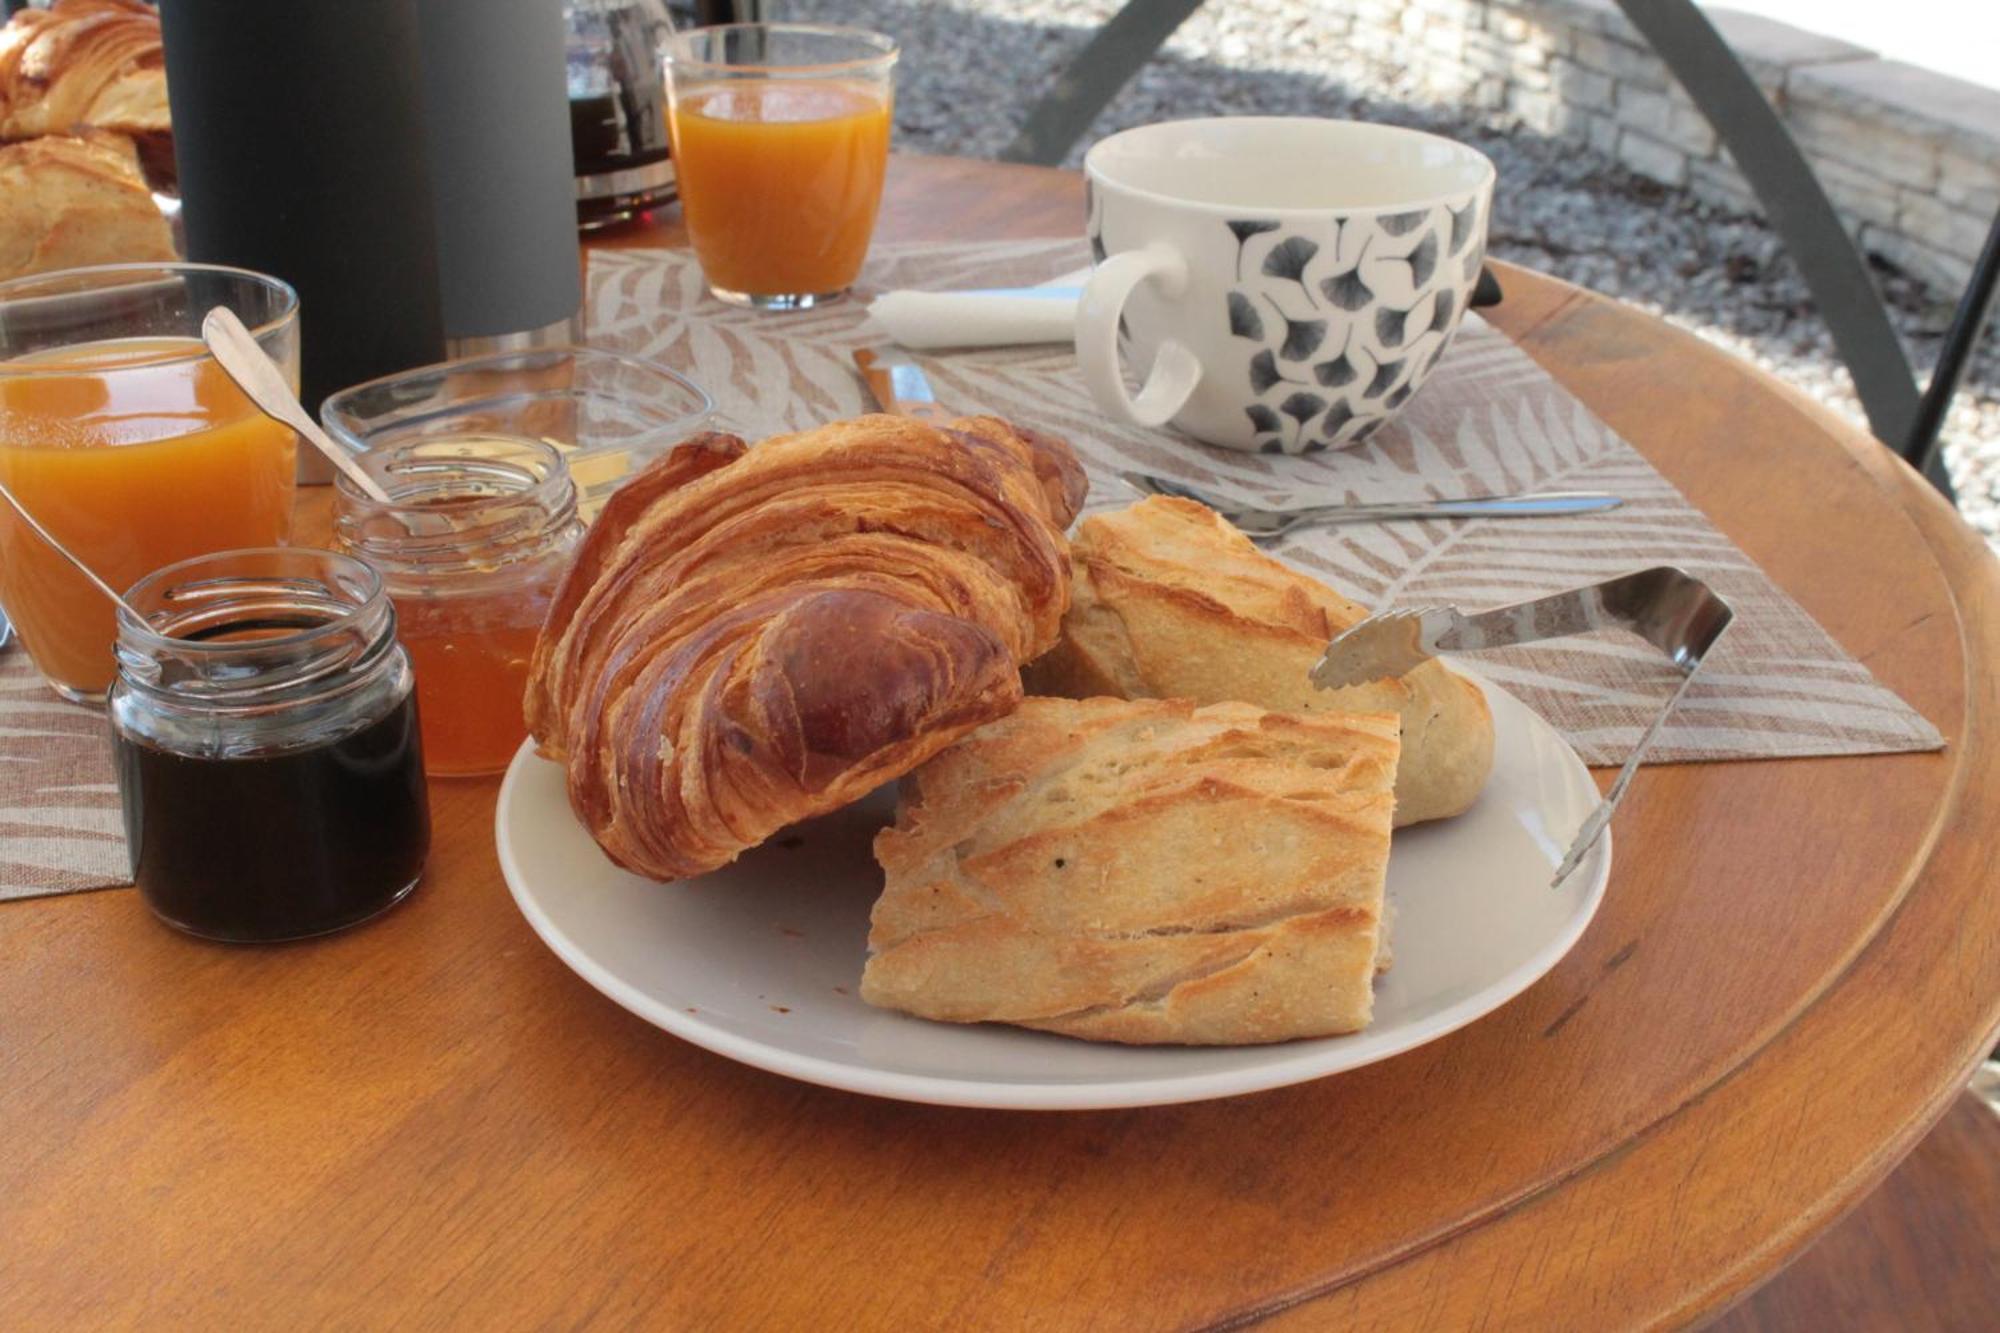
(158, 0, 448, 422)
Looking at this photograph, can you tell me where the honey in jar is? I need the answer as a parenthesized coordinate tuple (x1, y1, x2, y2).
(334, 437, 581, 777)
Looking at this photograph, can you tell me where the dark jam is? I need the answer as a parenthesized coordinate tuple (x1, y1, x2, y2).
(113, 694, 431, 943)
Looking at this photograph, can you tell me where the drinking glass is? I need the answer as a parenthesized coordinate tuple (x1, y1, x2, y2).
(664, 23, 897, 309)
(0, 263, 301, 702)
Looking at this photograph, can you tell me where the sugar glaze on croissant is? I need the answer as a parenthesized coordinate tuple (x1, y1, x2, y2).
(526, 414, 1087, 881)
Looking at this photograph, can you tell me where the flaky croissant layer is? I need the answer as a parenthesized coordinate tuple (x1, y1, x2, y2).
(526, 414, 1087, 881)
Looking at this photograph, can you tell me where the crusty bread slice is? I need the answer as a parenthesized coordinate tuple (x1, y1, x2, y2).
(0, 129, 173, 281)
(1024, 495, 1493, 825)
(862, 696, 1399, 1045)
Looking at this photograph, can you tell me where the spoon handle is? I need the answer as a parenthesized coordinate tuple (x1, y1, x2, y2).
(201, 308, 396, 503)
(0, 477, 141, 616)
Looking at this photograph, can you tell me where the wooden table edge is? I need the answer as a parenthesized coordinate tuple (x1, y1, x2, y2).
(1246, 267, 2000, 1330)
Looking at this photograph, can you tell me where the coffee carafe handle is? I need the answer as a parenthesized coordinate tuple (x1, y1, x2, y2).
(1076, 244, 1203, 430)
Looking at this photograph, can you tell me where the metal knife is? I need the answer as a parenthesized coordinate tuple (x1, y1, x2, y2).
(853, 347, 952, 422)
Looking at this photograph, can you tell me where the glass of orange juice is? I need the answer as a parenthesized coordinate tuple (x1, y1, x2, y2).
(665, 24, 897, 309)
(0, 264, 300, 702)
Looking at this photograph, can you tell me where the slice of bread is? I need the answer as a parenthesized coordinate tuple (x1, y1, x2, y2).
(862, 696, 1399, 1045)
(1024, 495, 1494, 825)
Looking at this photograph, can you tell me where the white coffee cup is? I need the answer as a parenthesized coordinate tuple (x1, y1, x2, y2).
(1077, 117, 1495, 454)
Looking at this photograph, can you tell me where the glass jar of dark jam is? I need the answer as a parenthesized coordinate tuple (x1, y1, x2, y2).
(107, 549, 431, 943)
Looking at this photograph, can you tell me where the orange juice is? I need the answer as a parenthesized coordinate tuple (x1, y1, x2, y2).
(0, 337, 297, 698)
(669, 79, 892, 297)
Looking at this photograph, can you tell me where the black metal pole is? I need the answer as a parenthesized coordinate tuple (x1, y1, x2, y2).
(1907, 209, 2000, 495)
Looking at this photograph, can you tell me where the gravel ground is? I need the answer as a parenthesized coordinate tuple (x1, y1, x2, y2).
(777, 0, 2000, 545)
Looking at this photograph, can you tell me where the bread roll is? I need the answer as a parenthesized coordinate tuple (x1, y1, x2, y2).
(526, 414, 1087, 882)
(0, 0, 168, 141)
(863, 696, 1400, 1045)
(0, 129, 173, 281)
(1023, 496, 1493, 825)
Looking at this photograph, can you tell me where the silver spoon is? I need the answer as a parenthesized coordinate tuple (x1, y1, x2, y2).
(0, 476, 143, 619)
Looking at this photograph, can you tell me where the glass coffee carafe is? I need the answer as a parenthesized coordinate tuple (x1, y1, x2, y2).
(565, 0, 679, 229)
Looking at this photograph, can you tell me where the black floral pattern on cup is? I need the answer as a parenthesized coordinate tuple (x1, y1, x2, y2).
(1086, 188, 1489, 454)
(1215, 192, 1488, 453)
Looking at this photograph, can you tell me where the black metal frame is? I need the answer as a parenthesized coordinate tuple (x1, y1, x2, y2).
(1616, 0, 1998, 493)
(997, 0, 1207, 168)
(994, 0, 1995, 496)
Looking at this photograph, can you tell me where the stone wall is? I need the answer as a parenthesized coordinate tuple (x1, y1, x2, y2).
(1343, 0, 2000, 290)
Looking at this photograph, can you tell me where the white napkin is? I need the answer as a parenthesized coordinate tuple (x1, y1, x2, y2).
(865, 266, 1088, 349)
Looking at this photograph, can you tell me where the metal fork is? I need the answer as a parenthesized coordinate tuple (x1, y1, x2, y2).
(1310, 567, 1734, 886)
(1119, 472, 1622, 539)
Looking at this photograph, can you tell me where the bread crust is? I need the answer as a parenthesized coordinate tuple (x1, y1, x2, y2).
(0, 0, 168, 141)
(526, 414, 1087, 881)
(1023, 496, 1494, 825)
(0, 128, 172, 280)
(863, 697, 1400, 1045)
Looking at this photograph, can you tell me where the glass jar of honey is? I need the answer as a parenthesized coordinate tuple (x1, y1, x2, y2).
(108, 549, 430, 943)
(334, 437, 582, 777)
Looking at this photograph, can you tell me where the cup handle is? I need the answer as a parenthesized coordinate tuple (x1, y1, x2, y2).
(1075, 244, 1203, 429)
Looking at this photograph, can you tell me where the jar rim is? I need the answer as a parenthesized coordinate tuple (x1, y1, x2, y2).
(332, 437, 580, 575)
(114, 548, 400, 713)
(117, 547, 385, 658)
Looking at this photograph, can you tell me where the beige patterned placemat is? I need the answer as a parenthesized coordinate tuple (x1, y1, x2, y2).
(589, 239, 1942, 770)
(0, 238, 1941, 903)
(0, 652, 125, 900)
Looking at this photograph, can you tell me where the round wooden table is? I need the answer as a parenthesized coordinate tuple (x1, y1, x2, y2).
(5, 156, 1998, 1329)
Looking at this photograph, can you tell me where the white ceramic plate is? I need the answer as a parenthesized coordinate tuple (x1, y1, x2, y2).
(497, 669, 1611, 1110)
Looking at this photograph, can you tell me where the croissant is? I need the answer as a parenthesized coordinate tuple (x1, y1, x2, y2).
(0, 0, 168, 142)
(527, 413, 1087, 882)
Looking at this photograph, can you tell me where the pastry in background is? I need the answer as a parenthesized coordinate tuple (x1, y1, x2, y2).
(1024, 496, 1494, 826)
(863, 696, 1400, 1045)
(0, 0, 173, 188)
(0, 0, 167, 137)
(526, 413, 1088, 882)
(0, 128, 174, 281)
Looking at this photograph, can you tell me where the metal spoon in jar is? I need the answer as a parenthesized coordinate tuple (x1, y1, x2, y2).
(200, 307, 397, 504)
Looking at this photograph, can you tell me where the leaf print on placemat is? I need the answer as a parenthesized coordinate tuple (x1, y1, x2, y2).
(577, 239, 1943, 779)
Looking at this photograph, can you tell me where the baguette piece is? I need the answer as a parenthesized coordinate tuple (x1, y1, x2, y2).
(1023, 496, 1493, 825)
(863, 696, 1399, 1045)
(0, 129, 173, 281)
